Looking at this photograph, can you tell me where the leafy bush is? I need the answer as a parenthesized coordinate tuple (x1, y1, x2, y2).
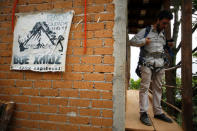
(130, 78, 141, 90)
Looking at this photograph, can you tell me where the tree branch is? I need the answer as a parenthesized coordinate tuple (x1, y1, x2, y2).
(176, 46, 197, 65)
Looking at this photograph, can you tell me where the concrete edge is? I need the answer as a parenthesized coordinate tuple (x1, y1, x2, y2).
(112, 0, 128, 131)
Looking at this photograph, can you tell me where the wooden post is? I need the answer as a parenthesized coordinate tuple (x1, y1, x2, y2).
(163, 0, 176, 116)
(181, 0, 193, 130)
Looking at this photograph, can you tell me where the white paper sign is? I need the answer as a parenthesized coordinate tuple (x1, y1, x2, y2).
(11, 10, 74, 72)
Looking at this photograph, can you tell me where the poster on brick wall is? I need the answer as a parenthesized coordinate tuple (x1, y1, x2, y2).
(11, 10, 74, 72)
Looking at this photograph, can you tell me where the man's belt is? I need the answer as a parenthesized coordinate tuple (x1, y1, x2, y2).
(146, 52, 164, 58)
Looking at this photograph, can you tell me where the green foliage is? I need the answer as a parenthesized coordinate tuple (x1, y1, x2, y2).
(129, 78, 141, 90)
(193, 0, 197, 12)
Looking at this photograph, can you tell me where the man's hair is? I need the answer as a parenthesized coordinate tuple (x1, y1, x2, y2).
(157, 10, 173, 20)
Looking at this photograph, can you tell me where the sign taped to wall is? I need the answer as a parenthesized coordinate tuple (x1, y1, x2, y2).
(11, 10, 74, 72)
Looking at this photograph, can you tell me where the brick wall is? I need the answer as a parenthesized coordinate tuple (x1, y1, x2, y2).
(0, 0, 114, 130)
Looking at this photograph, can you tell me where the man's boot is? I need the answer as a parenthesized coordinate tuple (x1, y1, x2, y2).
(140, 112, 152, 126)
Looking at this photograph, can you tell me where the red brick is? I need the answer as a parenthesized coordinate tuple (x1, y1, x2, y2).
(66, 56, 81, 64)
(53, 80, 72, 89)
(0, 50, 11, 56)
(0, 79, 14, 87)
(81, 56, 102, 64)
(0, 72, 7, 79)
(69, 116, 90, 124)
(86, 39, 103, 47)
(49, 97, 68, 106)
(71, 23, 83, 31)
(39, 122, 58, 130)
(29, 113, 49, 121)
(105, 74, 113, 81)
(106, 4, 114, 13)
(59, 106, 78, 115)
(105, 21, 114, 30)
(53, 1, 72, 9)
(16, 104, 39, 112)
(1, 58, 11, 65)
(73, 0, 94, 7)
(73, 48, 93, 55)
(25, 72, 43, 80)
(39, 105, 57, 113)
(87, 5, 105, 13)
(0, 15, 11, 22)
(0, 7, 12, 14)
(0, 1, 12, 7)
(94, 30, 113, 38)
(102, 109, 113, 118)
(63, 72, 83, 81)
(11, 119, 39, 128)
(73, 81, 94, 89)
(13, 111, 29, 119)
(68, 40, 81, 47)
(73, 15, 94, 23)
(58, 124, 78, 131)
(0, 29, 10, 36)
(72, 7, 84, 15)
(0, 88, 20, 95)
(28, 0, 51, 4)
(104, 38, 114, 47)
(0, 95, 11, 101)
(40, 89, 58, 96)
(73, 31, 94, 39)
(102, 128, 113, 131)
(80, 108, 100, 117)
(7, 72, 23, 79)
(0, 57, 10, 64)
(0, 35, 13, 43)
(8, 127, 27, 131)
(73, 64, 94, 72)
(95, 13, 114, 21)
(80, 91, 100, 99)
(87, 23, 104, 31)
(66, 47, 73, 55)
(0, 44, 8, 50)
(31, 97, 48, 105)
(69, 99, 90, 107)
(94, 82, 112, 90)
(16, 80, 33, 88)
(103, 56, 114, 64)
(94, 47, 113, 55)
(101, 91, 112, 100)
(94, 0, 113, 4)
(12, 96, 29, 103)
(80, 126, 101, 131)
(94, 65, 114, 73)
(48, 114, 67, 122)
(59, 89, 79, 97)
(42, 72, 62, 80)
(91, 118, 113, 126)
(92, 100, 113, 108)
(84, 73, 104, 81)
(34, 80, 52, 88)
(22, 88, 39, 96)
(65, 65, 73, 72)
(17, 4, 51, 12)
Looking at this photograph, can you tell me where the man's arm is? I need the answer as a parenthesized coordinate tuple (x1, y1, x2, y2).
(128, 28, 148, 47)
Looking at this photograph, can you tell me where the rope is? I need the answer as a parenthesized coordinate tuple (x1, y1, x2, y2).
(162, 84, 181, 89)
(83, 0, 87, 54)
(161, 99, 182, 113)
(12, 0, 18, 32)
(148, 89, 182, 113)
(164, 64, 181, 71)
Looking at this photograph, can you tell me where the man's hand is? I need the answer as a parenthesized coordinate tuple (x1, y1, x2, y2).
(145, 38, 151, 45)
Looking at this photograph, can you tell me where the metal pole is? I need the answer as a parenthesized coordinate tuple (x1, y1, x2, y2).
(181, 0, 193, 130)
